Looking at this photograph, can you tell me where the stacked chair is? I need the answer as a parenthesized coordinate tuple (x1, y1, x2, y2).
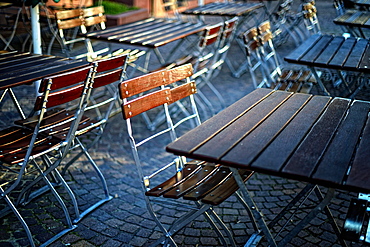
(242, 20, 317, 92)
(152, 17, 239, 123)
(118, 63, 255, 246)
(0, 64, 95, 246)
(14, 53, 129, 224)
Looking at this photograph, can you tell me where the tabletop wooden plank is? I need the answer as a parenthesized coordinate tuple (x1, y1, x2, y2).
(346, 110, 370, 192)
(192, 90, 292, 163)
(181, 2, 263, 16)
(284, 34, 321, 63)
(220, 93, 312, 169)
(313, 100, 370, 187)
(166, 88, 273, 156)
(0, 60, 88, 90)
(358, 42, 370, 71)
(328, 37, 356, 69)
(251, 95, 330, 173)
(282, 98, 351, 178)
(0, 57, 65, 73)
(299, 35, 333, 64)
(314, 36, 344, 66)
(343, 38, 368, 69)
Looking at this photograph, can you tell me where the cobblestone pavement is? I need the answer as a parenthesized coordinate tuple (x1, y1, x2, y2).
(1, 0, 369, 246)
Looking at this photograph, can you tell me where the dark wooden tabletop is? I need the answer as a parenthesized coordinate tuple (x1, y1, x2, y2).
(83, 18, 207, 48)
(167, 88, 370, 194)
(333, 9, 370, 29)
(0, 51, 88, 90)
(181, 2, 263, 17)
(284, 34, 370, 72)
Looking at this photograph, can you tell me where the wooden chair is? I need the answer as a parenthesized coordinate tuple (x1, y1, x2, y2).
(153, 22, 225, 119)
(118, 63, 255, 246)
(0, 65, 94, 247)
(14, 53, 129, 223)
(243, 21, 317, 93)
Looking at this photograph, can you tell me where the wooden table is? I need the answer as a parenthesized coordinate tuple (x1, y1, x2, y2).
(83, 18, 207, 70)
(284, 33, 370, 97)
(181, 2, 264, 76)
(166, 88, 370, 245)
(0, 51, 88, 118)
(333, 9, 370, 38)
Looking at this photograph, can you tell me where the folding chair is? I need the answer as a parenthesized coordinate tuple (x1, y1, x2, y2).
(81, 5, 147, 76)
(301, 1, 321, 37)
(0, 65, 94, 247)
(154, 22, 224, 119)
(118, 63, 255, 246)
(0, 6, 23, 50)
(244, 21, 317, 93)
(15, 53, 129, 223)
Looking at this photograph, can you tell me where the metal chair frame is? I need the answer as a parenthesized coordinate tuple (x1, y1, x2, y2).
(0, 64, 95, 247)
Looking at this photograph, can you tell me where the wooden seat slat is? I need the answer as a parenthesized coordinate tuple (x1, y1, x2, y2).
(183, 166, 232, 201)
(313, 100, 370, 186)
(328, 37, 356, 69)
(282, 98, 351, 179)
(200, 169, 253, 206)
(284, 34, 321, 63)
(145, 163, 200, 197)
(344, 38, 369, 69)
(346, 112, 370, 192)
(163, 165, 218, 199)
(166, 88, 273, 156)
(220, 93, 311, 170)
(299, 35, 333, 64)
(192, 91, 292, 163)
(251, 95, 330, 173)
(314, 36, 344, 66)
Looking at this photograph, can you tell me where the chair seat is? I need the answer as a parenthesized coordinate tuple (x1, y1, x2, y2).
(146, 160, 253, 206)
(270, 69, 317, 93)
(14, 109, 93, 138)
(0, 126, 62, 164)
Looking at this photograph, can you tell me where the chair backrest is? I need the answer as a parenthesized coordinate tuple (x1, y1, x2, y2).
(1, 65, 94, 166)
(242, 26, 266, 88)
(82, 53, 128, 127)
(118, 63, 198, 192)
(82, 6, 106, 30)
(192, 22, 223, 77)
(211, 17, 239, 72)
(301, 0, 321, 35)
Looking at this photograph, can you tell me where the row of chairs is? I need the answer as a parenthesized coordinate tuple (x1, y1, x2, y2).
(0, 53, 129, 246)
(239, 20, 316, 92)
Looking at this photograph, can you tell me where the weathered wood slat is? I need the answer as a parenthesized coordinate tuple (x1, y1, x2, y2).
(251, 95, 330, 173)
(314, 36, 344, 66)
(344, 38, 368, 69)
(166, 88, 273, 156)
(313, 100, 370, 186)
(282, 98, 351, 178)
(328, 37, 356, 69)
(299, 35, 333, 64)
(0, 60, 88, 90)
(221, 93, 312, 169)
(346, 110, 370, 192)
(193, 90, 292, 163)
(284, 34, 321, 63)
